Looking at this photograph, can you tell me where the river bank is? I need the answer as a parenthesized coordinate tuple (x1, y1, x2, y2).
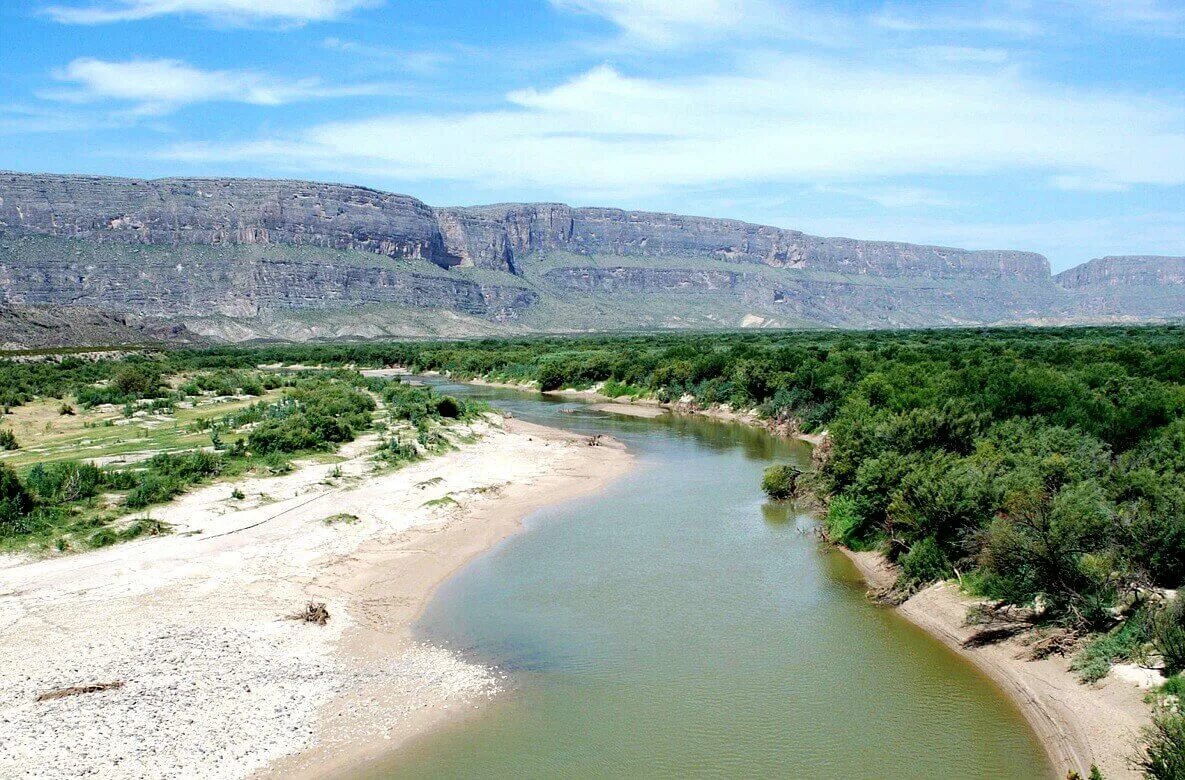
(0, 417, 630, 780)
(841, 549, 1151, 779)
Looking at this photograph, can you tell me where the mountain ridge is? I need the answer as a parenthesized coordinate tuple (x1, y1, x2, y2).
(0, 171, 1181, 346)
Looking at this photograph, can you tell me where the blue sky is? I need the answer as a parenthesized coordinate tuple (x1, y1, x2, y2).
(1, 0, 1183, 271)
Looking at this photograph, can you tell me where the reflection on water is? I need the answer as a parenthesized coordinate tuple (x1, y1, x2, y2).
(352, 381, 1053, 779)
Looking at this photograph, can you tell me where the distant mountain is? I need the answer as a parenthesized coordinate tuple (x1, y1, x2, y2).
(0, 172, 1180, 347)
(1054, 256, 1185, 321)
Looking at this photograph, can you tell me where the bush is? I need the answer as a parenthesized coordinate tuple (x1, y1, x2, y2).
(123, 474, 184, 509)
(1071, 610, 1151, 682)
(823, 495, 867, 548)
(1136, 711, 1185, 780)
(761, 464, 800, 500)
(1153, 598, 1185, 676)
(900, 536, 951, 583)
(0, 464, 33, 533)
(25, 461, 105, 503)
(0, 429, 18, 451)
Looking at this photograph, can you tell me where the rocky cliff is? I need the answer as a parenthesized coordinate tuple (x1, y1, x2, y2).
(2, 173, 1049, 280)
(0, 172, 1181, 346)
(1054, 256, 1185, 320)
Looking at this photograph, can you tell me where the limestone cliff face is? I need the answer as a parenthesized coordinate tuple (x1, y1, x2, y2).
(1, 172, 1181, 345)
(2, 173, 1049, 281)
(437, 202, 1050, 282)
(1055, 256, 1185, 288)
(1053, 256, 1185, 319)
(0, 173, 456, 267)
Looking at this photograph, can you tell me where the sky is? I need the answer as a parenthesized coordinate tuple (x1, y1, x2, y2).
(1, 0, 1183, 271)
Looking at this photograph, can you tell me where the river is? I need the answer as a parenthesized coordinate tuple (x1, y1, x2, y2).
(355, 382, 1053, 779)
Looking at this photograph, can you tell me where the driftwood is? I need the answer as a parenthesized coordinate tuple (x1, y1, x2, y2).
(290, 601, 330, 625)
(36, 681, 124, 702)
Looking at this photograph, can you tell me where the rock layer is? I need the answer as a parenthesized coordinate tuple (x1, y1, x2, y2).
(1, 172, 1182, 346)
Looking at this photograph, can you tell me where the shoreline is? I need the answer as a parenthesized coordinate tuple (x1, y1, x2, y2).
(0, 417, 631, 780)
(839, 548, 1150, 779)
(264, 419, 632, 779)
(461, 376, 825, 443)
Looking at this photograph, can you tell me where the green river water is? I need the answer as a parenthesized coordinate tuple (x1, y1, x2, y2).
(356, 382, 1054, 779)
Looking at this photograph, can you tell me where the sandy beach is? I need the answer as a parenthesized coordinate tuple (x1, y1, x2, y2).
(842, 549, 1151, 779)
(0, 417, 630, 780)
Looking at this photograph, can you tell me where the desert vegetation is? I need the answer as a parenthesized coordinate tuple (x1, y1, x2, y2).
(0, 356, 485, 554)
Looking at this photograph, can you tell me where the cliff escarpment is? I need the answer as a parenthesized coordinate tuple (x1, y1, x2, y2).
(0, 172, 1181, 346)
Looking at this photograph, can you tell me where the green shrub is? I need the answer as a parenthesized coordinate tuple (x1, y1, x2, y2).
(1162, 675, 1185, 697)
(901, 536, 951, 583)
(1136, 711, 1185, 780)
(123, 475, 183, 509)
(761, 464, 801, 500)
(1071, 610, 1151, 682)
(823, 495, 868, 549)
(1153, 598, 1185, 676)
(0, 464, 33, 533)
(0, 429, 18, 451)
(88, 528, 118, 548)
(24, 461, 105, 503)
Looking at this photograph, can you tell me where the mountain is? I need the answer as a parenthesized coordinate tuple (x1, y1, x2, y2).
(0, 172, 1180, 346)
(1054, 256, 1185, 321)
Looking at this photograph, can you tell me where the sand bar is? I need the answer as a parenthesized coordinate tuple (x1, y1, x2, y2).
(0, 418, 630, 780)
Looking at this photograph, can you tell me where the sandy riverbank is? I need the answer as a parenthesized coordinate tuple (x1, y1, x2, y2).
(0, 417, 630, 780)
(841, 549, 1150, 779)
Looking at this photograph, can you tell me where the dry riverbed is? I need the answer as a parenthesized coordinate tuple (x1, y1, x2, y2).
(0, 417, 630, 780)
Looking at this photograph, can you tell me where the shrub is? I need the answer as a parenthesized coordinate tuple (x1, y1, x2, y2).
(0, 464, 33, 533)
(123, 475, 183, 509)
(1153, 598, 1185, 676)
(25, 461, 105, 503)
(0, 429, 18, 451)
(761, 464, 801, 500)
(88, 528, 118, 548)
(901, 536, 951, 583)
(823, 495, 867, 548)
(1071, 610, 1151, 682)
(1136, 711, 1185, 780)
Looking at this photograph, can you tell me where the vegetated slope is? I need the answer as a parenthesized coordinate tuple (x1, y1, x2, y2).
(1, 171, 1182, 346)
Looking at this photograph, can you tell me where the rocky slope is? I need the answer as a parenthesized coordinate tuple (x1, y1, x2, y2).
(0, 172, 1181, 345)
(1054, 256, 1185, 320)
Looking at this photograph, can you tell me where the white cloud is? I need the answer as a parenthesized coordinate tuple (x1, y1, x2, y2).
(818, 185, 960, 209)
(547, 0, 848, 47)
(550, 0, 750, 45)
(45, 58, 381, 115)
(161, 56, 1185, 197)
(872, 9, 1041, 37)
(43, 0, 377, 25)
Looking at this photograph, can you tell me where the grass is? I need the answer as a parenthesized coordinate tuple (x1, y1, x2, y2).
(422, 494, 458, 508)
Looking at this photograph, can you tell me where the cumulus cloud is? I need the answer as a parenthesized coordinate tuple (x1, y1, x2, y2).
(161, 57, 1185, 196)
(43, 0, 377, 25)
(45, 58, 381, 115)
